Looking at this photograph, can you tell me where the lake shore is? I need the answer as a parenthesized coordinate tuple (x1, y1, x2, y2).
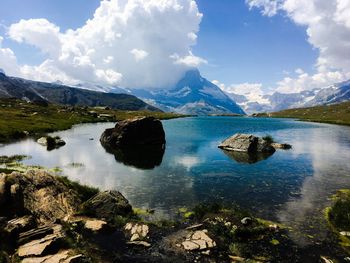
(0, 98, 187, 143)
(1, 161, 343, 262)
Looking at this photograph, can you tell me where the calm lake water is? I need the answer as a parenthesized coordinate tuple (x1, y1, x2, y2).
(1, 116, 350, 253)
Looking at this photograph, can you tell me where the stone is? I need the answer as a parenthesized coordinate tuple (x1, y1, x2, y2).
(21, 250, 83, 263)
(1, 171, 81, 223)
(182, 230, 216, 251)
(182, 241, 200, 251)
(5, 215, 36, 235)
(241, 217, 252, 226)
(127, 241, 152, 247)
(100, 117, 166, 169)
(19, 225, 63, 245)
(18, 233, 63, 257)
(82, 190, 132, 220)
(229, 255, 246, 262)
(84, 219, 107, 232)
(219, 134, 275, 154)
(37, 136, 66, 150)
(100, 116, 166, 149)
(271, 143, 292, 150)
(186, 224, 203, 230)
(125, 223, 149, 241)
(340, 231, 350, 236)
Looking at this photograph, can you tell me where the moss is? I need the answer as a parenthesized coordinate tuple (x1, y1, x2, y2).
(0, 155, 31, 164)
(262, 135, 274, 144)
(270, 239, 280, 245)
(56, 176, 99, 203)
(328, 189, 350, 231)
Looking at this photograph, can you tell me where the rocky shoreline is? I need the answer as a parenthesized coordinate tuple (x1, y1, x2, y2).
(0, 168, 311, 263)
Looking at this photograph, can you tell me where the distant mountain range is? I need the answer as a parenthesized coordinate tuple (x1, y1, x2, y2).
(130, 69, 245, 115)
(0, 72, 159, 111)
(226, 79, 350, 114)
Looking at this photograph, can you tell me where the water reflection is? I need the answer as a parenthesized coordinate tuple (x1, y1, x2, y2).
(102, 145, 165, 170)
(221, 149, 274, 164)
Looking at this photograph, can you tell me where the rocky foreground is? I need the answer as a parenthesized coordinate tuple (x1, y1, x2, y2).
(0, 169, 345, 262)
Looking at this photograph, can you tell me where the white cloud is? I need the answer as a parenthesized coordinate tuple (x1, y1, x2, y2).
(246, 0, 283, 17)
(214, 80, 269, 104)
(5, 0, 204, 88)
(0, 36, 20, 76)
(247, 0, 350, 93)
(276, 70, 349, 93)
(130, 49, 149, 62)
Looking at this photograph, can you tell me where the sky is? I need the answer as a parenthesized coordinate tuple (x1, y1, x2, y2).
(0, 0, 349, 98)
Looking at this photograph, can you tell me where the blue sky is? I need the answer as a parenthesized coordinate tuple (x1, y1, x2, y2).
(0, 0, 348, 95)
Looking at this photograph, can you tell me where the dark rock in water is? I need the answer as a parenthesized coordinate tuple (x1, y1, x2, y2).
(81, 190, 132, 221)
(218, 134, 275, 154)
(222, 150, 274, 164)
(37, 136, 66, 151)
(100, 117, 166, 169)
(100, 116, 166, 148)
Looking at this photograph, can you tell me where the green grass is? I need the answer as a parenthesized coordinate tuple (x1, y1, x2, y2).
(263, 101, 350, 126)
(56, 175, 99, 203)
(0, 98, 187, 143)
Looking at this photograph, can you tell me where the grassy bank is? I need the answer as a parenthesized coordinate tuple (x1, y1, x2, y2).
(254, 101, 350, 126)
(0, 98, 186, 143)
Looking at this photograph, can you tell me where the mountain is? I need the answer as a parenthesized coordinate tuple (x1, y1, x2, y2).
(0, 72, 159, 111)
(131, 69, 245, 115)
(226, 79, 350, 114)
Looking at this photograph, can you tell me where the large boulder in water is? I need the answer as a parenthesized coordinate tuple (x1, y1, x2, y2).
(100, 116, 166, 148)
(100, 117, 166, 169)
(218, 134, 275, 154)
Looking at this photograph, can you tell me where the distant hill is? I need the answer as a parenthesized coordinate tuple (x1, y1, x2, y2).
(131, 69, 245, 115)
(257, 101, 350, 126)
(0, 72, 159, 112)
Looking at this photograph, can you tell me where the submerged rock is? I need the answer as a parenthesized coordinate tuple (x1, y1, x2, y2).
(218, 134, 275, 154)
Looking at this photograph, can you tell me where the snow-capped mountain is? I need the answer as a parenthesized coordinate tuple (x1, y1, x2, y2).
(130, 69, 245, 115)
(226, 79, 350, 114)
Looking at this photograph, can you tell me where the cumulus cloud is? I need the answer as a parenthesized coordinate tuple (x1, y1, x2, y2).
(213, 80, 269, 104)
(247, 0, 350, 93)
(0, 36, 20, 76)
(5, 0, 204, 89)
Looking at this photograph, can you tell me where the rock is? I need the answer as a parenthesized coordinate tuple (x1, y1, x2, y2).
(21, 250, 83, 263)
(125, 223, 149, 241)
(18, 232, 63, 257)
(100, 116, 166, 149)
(185, 224, 203, 230)
(229, 255, 246, 262)
(340, 231, 350, 236)
(271, 143, 292, 150)
(82, 190, 132, 220)
(127, 241, 152, 247)
(218, 134, 275, 154)
(19, 225, 63, 245)
(5, 216, 36, 235)
(0, 175, 8, 206)
(321, 256, 334, 263)
(0, 171, 81, 223)
(84, 219, 107, 232)
(182, 230, 216, 251)
(241, 217, 252, 226)
(37, 136, 66, 150)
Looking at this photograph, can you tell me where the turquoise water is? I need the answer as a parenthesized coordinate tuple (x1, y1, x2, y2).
(1, 116, 350, 251)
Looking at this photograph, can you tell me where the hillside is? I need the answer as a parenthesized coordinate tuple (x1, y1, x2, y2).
(261, 101, 350, 126)
(0, 98, 184, 143)
(0, 72, 159, 112)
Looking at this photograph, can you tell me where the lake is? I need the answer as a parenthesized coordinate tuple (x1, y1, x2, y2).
(1, 116, 350, 254)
